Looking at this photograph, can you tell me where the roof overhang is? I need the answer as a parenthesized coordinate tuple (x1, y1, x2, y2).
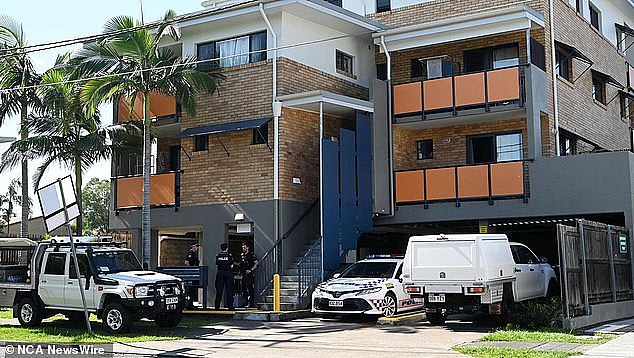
(591, 69, 624, 89)
(373, 5, 544, 52)
(278, 90, 373, 117)
(555, 40, 593, 65)
(180, 117, 271, 137)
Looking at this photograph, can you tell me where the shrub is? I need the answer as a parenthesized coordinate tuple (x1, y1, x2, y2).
(510, 297, 562, 329)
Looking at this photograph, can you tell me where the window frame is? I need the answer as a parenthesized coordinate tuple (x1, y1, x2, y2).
(69, 254, 92, 279)
(194, 134, 209, 152)
(376, 0, 390, 13)
(252, 124, 268, 145)
(467, 131, 523, 164)
(44, 253, 67, 276)
(463, 43, 519, 73)
(416, 139, 433, 160)
(589, 3, 601, 31)
(592, 73, 607, 104)
(196, 30, 267, 70)
(335, 50, 354, 76)
(555, 49, 571, 81)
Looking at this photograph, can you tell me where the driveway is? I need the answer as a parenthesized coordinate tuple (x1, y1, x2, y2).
(110, 315, 493, 357)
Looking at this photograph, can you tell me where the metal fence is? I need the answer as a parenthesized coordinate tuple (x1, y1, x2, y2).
(557, 219, 634, 320)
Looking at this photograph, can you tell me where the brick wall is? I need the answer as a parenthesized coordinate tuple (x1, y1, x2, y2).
(393, 118, 528, 171)
(553, 0, 630, 150)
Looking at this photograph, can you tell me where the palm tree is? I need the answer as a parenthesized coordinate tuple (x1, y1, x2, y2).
(0, 55, 138, 235)
(78, 11, 223, 268)
(0, 178, 24, 234)
(0, 16, 41, 237)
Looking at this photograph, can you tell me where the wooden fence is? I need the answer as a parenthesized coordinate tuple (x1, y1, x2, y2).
(557, 219, 634, 319)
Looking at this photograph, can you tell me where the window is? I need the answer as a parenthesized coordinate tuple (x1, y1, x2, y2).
(589, 4, 600, 31)
(376, 0, 390, 12)
(560, 130, 577, 156)
(197, 31, 267, 70)
(410, 59, 423, 79)
(510, 245, 539, 264)
(555, 50, 571, 81)
(325, 0, 342, 6)
(252, 124, 268, 145)
(194, 134, 209, 152)
(44, 253, 67, 275)
(416, 139, 433, 160)
(576, 0, 582, 13)
(336, 50, 354, 76)
(592, 74, 606, 104)
(376, 63, 387, 81)
(69, 254, 91, 279)
(468, 132, 522, 164)
(463, 43, 519, 73)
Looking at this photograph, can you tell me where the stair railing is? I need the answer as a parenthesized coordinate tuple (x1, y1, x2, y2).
(256, 199, 319, 301)
(297, 236, 323, 308)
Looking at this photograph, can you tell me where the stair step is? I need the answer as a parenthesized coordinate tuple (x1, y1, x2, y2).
(280, 275, 298, 282)
(257, 302, 299, 311)
(263, 295, 299, 304)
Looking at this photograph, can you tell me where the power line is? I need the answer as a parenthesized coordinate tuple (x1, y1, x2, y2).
(0, 31, 364, 94)
(0, 0, 259, 59)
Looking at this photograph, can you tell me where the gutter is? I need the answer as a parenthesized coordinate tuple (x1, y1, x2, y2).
(548, 0, 561, 155)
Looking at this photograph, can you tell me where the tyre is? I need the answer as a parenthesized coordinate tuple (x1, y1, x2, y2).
(16, 298, 42, 327)
(382, 293, 398, 317)
(546, 279, 558, 298)
(102, 303, 132, 334)
(155, 311, 182, 328)
(426, 311, 447, 325)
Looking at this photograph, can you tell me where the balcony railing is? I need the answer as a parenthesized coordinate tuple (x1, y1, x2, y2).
(392, 65, 525, 120)
(116, 92, 181, 123)
(395, 160, 528, 206)
(114, 172, 180, 210)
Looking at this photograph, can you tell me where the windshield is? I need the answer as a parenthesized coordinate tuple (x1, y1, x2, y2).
(339, 262, 397, 279)
(91, 251, 142, 274)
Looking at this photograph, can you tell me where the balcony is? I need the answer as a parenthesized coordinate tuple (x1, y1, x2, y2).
(116, 92, 181, 127)
(395, 160, 528, 206)
(392, 65, 525, 123)
(114, 172, 180, 210)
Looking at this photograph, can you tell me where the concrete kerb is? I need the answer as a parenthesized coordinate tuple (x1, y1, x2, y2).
(377, 311, 426, 326)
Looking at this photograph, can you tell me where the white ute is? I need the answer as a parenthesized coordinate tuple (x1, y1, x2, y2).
(401, 234, 557, 325)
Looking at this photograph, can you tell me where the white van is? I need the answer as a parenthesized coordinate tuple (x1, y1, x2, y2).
(401, 234, 557, 325)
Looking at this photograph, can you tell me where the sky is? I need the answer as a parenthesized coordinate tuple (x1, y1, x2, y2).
(1, 1, 206, 219)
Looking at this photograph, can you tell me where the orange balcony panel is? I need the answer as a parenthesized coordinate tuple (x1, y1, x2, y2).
(455, 72, 485, 107)
(457, 165, 489, 198)
(396, 170, 425, 203)
(487, 67, 520, 102)
(423, 77, 453, 111)
(426, 168, 456, 201)
(393, 82, 422, 115)
(490, 162, 524, 196)
(116, 173, 176, 209)
(118, 92, 176, 122)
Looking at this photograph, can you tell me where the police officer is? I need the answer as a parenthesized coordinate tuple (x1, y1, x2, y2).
(240, 242, 259, 308)
(184, 243, 200, 309)
(214, 243, 234, 310)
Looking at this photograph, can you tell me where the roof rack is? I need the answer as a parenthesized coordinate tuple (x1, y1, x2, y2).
(47, 241, 127, 247)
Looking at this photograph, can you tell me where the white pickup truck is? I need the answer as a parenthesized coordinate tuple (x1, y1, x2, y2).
(0, 238, 187, 333)
(401, 234, 557, 325)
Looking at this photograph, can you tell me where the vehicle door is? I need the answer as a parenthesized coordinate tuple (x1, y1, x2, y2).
(39, 252, 67, 306)
(393, 263, 404, 307)
(522, 246, 547, 297)
(65, 253, 96, 309)
(510, 244, 541, 300)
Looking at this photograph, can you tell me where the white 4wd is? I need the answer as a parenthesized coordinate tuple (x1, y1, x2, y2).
(402, 234, 557, 325)
(3, 240, 187, 333)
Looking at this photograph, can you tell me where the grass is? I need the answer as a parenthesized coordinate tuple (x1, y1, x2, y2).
(0, 309, 226, 344)
(482, 329, 617, 345)
(455, 347, 579, 358)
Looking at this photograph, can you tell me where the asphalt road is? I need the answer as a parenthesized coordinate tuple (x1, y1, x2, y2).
(110, 314, 495, 357)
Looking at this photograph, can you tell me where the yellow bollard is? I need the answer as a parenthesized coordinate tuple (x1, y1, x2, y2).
(273, 274, 281, 312)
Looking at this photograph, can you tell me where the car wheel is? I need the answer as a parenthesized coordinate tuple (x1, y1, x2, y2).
(426, 311, 447, 325)
(102, 303, 132, 334)
(382, 293, 398, 317)
(16, 298, 42, 327)
(155, 311, 182, 328)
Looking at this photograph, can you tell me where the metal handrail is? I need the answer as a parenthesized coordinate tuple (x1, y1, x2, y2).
(256, 199, 319, 299)
(297, 237, 322, 308)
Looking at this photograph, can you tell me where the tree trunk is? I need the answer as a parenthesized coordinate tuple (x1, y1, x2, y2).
(142, 92, 152, 270)
(7, 201, 12, 235)
(20, 100, 28, 237)
(75, 157, 83, 236)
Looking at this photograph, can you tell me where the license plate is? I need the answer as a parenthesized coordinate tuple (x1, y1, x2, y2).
(166, 297, 178, 304)
(427, 294, 445, 303)
(166, 304, 177, 311)
(328, 300, 343, 307)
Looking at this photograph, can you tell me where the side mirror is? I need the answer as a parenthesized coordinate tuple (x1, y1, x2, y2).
(398, 277, 403, 283)
(332, 273, 341, 279)
(539, 256, 548, 264)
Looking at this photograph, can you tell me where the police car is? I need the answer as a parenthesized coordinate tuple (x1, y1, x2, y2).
(311, 256, 424, 317)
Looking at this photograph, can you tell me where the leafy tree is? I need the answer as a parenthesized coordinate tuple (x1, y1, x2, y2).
(0, 16, 41, 236)
(0, 178, 24, 234)
(78, 10, 223, 268)
(81, 178, 110, 235)
(0, 54, 136, 235)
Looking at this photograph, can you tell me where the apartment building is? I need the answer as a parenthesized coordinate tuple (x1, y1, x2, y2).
(109, 0, 381, 308)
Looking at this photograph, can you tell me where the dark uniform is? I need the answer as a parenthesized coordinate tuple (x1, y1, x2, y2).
(214, 251, 234, 310)
(185, 246, 200, 309)
(240, 251, 258, 307)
